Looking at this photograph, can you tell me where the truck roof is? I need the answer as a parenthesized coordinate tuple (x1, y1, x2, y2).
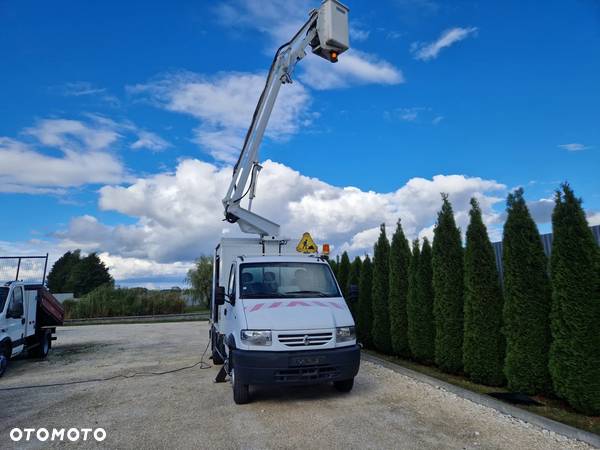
(237, 255, 328, 264)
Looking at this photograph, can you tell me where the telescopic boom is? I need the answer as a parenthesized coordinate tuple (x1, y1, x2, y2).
(222, 0, 350, 237)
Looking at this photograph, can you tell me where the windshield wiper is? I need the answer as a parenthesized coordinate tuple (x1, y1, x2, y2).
(242, 292, 288, 299)
(283, 290, 331, 298)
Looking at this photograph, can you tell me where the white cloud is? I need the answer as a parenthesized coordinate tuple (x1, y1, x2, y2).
(0, 137, 125, 193)
(54, 81, 121, 107)
(586, 212, 600, 226)
(350, 26, 370, 42)
(60, 81, 108, 97)
(129, 71, 311, 162)
(26, 118, 120, 152)
(98, 253, 190, 283)
(411, 26, 478, 61)
(55, 159, 506, 272)
(527, 198, 555, 224)
(131, 130, 171, 152)
(558, 143, 590, 152)
(299, 50, 404, 90)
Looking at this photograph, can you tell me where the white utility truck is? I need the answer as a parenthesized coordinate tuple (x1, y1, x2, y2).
(210, 0, 360, 404)
(0, 255, 64, 377)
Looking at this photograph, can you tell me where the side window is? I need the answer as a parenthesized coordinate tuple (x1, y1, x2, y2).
(8, 286, 24, 317)
(228, 264, 236, 300)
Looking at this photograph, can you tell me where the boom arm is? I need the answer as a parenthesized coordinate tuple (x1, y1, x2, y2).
(222, 0, 349, 237)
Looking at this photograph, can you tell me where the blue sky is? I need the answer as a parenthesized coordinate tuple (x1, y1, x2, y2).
(1, 0, 599, 287)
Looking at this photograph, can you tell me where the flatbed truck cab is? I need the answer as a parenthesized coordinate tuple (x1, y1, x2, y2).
(210, 237, 360, 404)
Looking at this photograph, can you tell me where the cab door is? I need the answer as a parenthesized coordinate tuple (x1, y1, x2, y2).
(6, 286, 25, 356)
(222, 263, 237, 342)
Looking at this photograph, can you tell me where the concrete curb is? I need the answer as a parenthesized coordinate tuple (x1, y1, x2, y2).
(361, 352, 600, 448)
(64, 312, 209, 326)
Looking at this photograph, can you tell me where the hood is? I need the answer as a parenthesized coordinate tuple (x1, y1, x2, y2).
(242, 297, 353, 331)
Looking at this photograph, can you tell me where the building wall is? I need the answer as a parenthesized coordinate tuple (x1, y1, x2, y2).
(493, 224, 600, 281)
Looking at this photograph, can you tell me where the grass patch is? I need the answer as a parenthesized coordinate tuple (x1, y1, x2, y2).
(364, 349, 600, 436)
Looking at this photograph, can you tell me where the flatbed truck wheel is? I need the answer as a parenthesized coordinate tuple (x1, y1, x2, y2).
(0, 343, 9, 378)
(333, 378, 354, 393)
(30, 331, 51, 359)
(231, 369, 250, 405)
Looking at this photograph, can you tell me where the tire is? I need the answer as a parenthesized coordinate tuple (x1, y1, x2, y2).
(333, 378, 354, 393)
(231, 369, 250, 405)
(0, 343, 9, 378)
(30, 331, 50, 359)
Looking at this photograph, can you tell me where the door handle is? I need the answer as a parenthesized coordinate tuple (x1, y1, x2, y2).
(21, 318, 25, 325)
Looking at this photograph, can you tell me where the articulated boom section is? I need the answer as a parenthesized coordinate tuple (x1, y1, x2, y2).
(222, 0, 349, 237)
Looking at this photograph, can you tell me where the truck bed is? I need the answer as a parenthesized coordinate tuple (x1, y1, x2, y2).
(25, 285, 65, 327)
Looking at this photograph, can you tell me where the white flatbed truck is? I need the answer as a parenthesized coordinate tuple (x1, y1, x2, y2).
(210, 0, 360, 404)
(0, 255, 64, 377)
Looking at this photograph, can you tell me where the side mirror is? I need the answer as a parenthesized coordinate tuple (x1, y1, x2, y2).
(215, 286, 226, 306)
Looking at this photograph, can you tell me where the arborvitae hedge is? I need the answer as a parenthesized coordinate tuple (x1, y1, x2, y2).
(357, 255, 374, 348)
(549, 183, 600, 415)
(502, 188, 552, 394)
(372, 224, 393, 354)
(347, 256, 362, 319)
(337, 251, 351, 298)
(389, 220, 411, 357)
(432, 194, 464, 373)
(463, 198, 505, 386)
(328, 258, 338, 278)
(408, 238, 436, 363)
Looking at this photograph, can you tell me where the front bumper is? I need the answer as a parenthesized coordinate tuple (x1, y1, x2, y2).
(231, 344, 360, 386)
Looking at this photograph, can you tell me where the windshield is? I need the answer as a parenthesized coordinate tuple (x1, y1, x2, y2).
(0, 287, 8, 313)
(239, 262, 341, 299)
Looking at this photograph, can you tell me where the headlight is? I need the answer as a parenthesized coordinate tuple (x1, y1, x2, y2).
(240, 329, 272, 346)
(336, 326, 356, 343)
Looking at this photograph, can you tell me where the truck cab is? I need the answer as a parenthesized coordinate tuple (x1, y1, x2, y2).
(210, 237, 360, 404)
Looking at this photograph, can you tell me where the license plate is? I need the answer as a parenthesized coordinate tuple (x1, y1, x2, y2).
(291, 355, 326, 366)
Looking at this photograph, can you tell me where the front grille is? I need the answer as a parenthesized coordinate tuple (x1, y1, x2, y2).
(274, 365, 339, 383)
(278, 332, 333, 347)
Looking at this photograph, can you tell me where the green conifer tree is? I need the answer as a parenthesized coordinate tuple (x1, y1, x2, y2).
(463, 198, 505, 385)
(411, 238, 435, 363)
(347, 256, 362, 319)
(389, 220, 411, 357)
(357, 255, 374, 347)
(549, 183, 600, 414)
(372, 224, 392, 354)
(337, 252, 351, 298)
(502, 188, 552, 394)
(432, 194, 464, 373)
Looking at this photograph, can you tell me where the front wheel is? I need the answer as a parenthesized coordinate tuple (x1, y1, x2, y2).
(333, 378, 354, 393)
(231, 369, 250, 405)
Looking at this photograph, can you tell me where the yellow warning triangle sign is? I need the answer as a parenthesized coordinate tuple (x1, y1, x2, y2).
(296, 232, 318, 253)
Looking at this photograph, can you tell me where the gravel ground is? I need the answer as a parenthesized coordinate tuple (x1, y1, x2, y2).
(0, 322, 594, 450)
